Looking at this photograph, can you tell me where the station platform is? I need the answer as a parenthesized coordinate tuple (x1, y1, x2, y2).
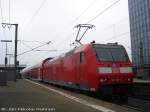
(134, 78, 150, 84)
(0, 79, 140, 112)
(0, 79, 101, 112)
(132, 78, 150, 100)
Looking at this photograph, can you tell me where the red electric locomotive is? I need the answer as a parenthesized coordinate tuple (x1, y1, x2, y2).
(22, 42, 134, 96)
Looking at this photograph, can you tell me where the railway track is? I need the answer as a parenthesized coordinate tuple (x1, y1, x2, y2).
(127, 96, 150, 112)
(121, 104, 144, 112)
(98, 95, 150, 112)
(96, 95, 150, 112)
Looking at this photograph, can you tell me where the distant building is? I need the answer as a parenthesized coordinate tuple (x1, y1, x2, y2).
(128, 0, 150, 79)
(0, 64, 26, 81)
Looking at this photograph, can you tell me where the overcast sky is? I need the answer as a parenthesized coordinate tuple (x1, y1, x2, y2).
(0, 0, 131, 66)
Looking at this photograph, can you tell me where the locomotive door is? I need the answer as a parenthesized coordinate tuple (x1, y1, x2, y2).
(75, 53, 80, 83)
(75, 52, 86, 84)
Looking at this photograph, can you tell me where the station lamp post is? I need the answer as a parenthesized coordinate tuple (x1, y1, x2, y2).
(7, 54, 14, 66)
(1, 40, 12, 67)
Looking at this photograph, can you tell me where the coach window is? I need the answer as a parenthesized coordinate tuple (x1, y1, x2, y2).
(80, 52, 85, 63)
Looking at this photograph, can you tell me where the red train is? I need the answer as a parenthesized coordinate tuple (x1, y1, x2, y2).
(21, 42, 134, 95)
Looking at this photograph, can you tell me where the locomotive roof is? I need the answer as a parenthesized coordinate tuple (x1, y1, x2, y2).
(92, 43, 124, 48)
(22, 42, 125, 70)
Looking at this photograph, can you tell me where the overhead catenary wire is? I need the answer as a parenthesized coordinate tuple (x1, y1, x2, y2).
(51, 0, 98, 46)
(55, 33, 74, 48)
(20, 0, 120, 55)
(52, 0, 97, 48)
(21, 0, 47, 32)
(8, 0, 12, 45)
(20, 0, 126, 60)
(18, 41, 51, 56)
(98, 17, 129, 32)
(9, 0, 10, 24)
(102, 31, 130, 43)
(19, 41, 33, 49)
(19, 0, 127, 62)
(0, 0, 6, 39)
(42, 33, 74, 59)
(70, 0, 97, 25)
(19, 41, 57, 52)
(18, 40, 47, 44)
(55, 0, 121, 49)
(86, 0, 121, 23)
(0, 0, 9, 57)
(0, 0, 3, 22)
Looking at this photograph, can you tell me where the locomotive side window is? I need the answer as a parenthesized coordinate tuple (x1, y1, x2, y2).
(80, 52, 85, 63)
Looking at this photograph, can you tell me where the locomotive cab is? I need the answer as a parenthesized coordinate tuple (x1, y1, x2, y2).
(90, 43, 134, 96)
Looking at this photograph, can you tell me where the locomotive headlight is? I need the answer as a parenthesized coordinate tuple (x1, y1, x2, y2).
(127, 78, 131, 81)
(100, 78, 108, 83)
(100, 78, 104, 82)
(98, 67, 112, 74)
(120, 67, 132, 73)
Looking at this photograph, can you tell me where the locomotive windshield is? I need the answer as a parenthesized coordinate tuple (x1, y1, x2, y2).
(94, 44, 129, 61)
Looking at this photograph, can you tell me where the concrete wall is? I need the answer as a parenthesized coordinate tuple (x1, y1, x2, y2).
(6, 70, 16, 81)
(0, 70, 7, 86)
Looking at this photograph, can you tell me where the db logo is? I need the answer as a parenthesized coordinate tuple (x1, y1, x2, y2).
(112, 63, 120, 73)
